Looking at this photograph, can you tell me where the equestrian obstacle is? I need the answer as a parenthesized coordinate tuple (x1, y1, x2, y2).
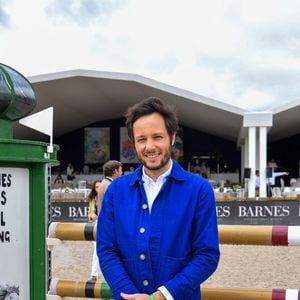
(48, 279, 300, 300)
(49, 279, 111, 299)
(48, 222, 300, 246)
(47, 222, 300, 299)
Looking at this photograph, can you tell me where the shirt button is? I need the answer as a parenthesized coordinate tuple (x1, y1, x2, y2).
(142, 203, 148, 210)
(140, 254, 146, 260)
(139, 227, 145, 234)
(143, 280, 149, 286)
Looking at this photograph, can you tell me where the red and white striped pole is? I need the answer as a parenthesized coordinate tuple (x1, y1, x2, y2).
(219, 225, 300, 246)
(48, 222, 300, 246)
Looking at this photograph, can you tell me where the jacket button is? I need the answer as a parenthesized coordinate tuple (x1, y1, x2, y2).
(139, 227, 145, 234)
(139, 254, 146, 260)
(143, 280, 149, 286)
(142, 203, 148, 209)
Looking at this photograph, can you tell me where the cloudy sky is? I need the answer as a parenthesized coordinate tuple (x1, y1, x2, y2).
(1, 0, 300, 111)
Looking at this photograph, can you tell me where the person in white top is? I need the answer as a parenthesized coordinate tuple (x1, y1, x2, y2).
(268, 171, 289, 186)
(267, 169, 289, 197)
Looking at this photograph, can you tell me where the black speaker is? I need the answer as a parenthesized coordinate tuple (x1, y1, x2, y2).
(266, 167, 273, 178)
(244, 168, 251, 179)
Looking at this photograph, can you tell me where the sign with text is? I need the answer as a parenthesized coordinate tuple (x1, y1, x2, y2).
(50, 199, 300, 225)
(217, 200, 300, 225)
(0, 168, 29, 299)
(51, 201, 89, 222)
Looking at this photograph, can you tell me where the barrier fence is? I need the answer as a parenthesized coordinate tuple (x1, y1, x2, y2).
(48, 222, 300, 246)
(48, 279, 300, 300)
(47, 222, 300, 299)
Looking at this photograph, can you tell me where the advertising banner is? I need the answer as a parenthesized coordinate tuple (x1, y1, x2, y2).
(217, 200, 300, 225)
(0, 168, 29, 299)
(51, 201, 89, 222)
(50, 199, 300, 225)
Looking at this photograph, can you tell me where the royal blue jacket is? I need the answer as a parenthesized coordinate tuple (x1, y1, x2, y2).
(97, 160, 220, 300)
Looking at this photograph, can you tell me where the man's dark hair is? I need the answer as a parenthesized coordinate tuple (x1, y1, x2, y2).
(103, 160, 122, 177)
(125, 97, 178, 141)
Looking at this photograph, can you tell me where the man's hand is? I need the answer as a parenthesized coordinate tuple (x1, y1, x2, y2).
(120, 293, 148, 300)
(120, 290, 166, 300)
(153, 290, 167, 300)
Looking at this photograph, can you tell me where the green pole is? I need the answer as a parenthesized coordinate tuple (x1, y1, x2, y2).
(30, 163, 47, 299)
(100, 282, 113, 299)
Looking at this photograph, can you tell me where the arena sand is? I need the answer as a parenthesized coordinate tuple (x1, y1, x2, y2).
(51, 241, 300, 300)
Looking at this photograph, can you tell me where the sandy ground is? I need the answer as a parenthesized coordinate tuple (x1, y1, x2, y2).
(51, 241, 300, 299)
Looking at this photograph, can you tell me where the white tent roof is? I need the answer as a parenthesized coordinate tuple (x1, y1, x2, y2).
(12, 69, 300, 143)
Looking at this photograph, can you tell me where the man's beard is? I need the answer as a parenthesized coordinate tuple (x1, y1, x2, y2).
(137, 146, 172, 171)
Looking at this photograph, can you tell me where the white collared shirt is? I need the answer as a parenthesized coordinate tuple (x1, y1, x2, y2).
(142, 160, 174, 300)
(142, 160, 172, 213)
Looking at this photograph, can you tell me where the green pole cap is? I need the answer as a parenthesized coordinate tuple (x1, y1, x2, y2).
(0, 63, 36, 121)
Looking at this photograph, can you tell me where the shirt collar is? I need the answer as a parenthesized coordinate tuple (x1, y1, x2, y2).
(129, 159, 187, 186)
(142, 160, 173, 184)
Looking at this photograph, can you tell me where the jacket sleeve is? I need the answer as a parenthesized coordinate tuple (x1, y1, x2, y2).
(96, 187, 139, 299)
(163, 181, 220, 298)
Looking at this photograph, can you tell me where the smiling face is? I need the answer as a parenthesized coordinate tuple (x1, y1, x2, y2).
(133, 112, 175, 180)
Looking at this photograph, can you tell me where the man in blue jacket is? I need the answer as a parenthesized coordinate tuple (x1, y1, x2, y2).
(97, 97, 220, 300)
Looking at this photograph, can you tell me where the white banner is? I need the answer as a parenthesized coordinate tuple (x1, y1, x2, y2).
(0, 168, 29, 299)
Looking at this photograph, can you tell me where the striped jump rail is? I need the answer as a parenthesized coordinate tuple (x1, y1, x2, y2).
(48, 279, 300, 300)
(219, 225, 300, 246)
(48, 222, 96, 241)
(48, 222, 300, 246)
(49, 278, 111, 299)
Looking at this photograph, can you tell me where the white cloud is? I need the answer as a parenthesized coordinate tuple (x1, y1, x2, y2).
(1, 0, 300, 110)
(0, 0, 11, 28)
